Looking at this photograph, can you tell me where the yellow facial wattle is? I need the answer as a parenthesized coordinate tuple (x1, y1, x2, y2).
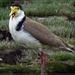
(9, 6, 19, 16)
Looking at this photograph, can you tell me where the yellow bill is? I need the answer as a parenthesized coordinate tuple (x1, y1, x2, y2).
(9, 6, 19, 17)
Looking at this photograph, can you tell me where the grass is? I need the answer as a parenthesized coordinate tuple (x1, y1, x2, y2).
(0, 20, 8, 30)
(0, 0, 10, 7)
(0, 8, 9, 20)
(31, 0, 75, 3)
(0, 41, 26, 50)
(0, 0, 25, 7)
(32, 16, 75, 38)
(46, 60, 75, 73)
(48, 51, 75, 61)
(0, 63, 39, 73)
(0, 0, 75, 20)
(25, 0, 75, 17)
(0, 51, 75, 73)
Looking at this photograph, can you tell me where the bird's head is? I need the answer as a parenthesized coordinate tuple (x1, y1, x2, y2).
(9, 0, 23, 18)
(9, 6, 20, 17)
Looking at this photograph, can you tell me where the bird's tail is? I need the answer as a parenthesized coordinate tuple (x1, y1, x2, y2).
(60, 39, 75, 52)
(64, 43, 75, 52)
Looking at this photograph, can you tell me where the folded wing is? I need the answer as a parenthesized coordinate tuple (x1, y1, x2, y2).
(23, 17, 66, 48)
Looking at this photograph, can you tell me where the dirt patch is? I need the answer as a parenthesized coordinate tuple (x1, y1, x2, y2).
(0, 29, 13, 41)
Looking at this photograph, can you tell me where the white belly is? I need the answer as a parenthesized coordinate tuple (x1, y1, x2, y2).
(11, 29, 41, 47)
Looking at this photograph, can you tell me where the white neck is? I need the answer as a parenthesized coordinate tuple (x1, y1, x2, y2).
(10, 10, 25, 21)
(9, 10, 25, 33)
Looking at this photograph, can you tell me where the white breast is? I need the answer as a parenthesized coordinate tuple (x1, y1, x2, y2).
(9, 16, 41, 47)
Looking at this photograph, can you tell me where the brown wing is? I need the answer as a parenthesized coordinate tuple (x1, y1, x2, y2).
(23, 17, 66, 47)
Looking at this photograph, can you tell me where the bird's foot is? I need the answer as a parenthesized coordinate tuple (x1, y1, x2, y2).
(38, 49, 48, 64)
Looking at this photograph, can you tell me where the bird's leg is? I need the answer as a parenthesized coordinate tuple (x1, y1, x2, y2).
(38, 48, 48, 75)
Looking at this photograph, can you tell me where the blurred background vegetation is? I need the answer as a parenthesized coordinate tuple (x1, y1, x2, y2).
(0, 0, 75, 74)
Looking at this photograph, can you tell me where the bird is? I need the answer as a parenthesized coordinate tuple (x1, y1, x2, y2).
(9, 1, 75, 54)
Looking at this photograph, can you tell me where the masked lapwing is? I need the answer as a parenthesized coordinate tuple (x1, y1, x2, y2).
(9, 1, 75, 53)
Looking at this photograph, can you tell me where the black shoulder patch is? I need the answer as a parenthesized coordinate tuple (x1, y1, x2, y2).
(16, 16, 26, 31)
